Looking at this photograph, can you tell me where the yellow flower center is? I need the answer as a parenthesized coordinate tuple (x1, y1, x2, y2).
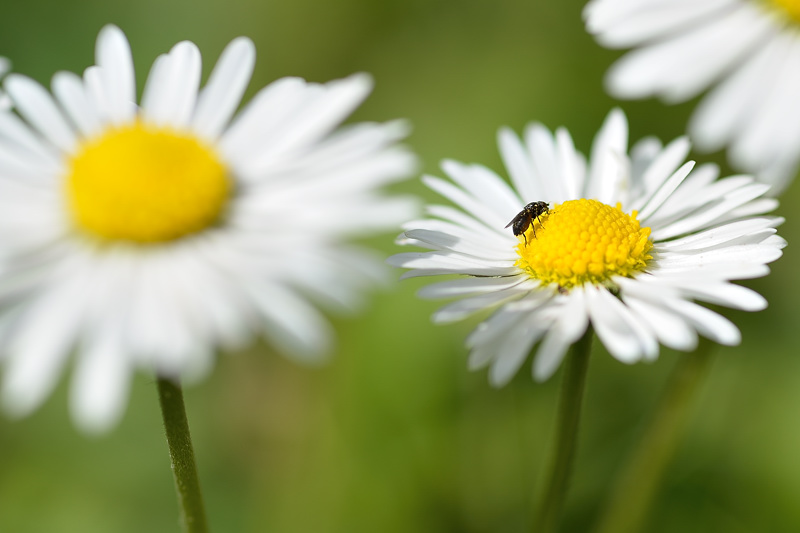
(515, 199, 652, 289)
(66, 122, 231, 244)
(768, 0, 800, 23)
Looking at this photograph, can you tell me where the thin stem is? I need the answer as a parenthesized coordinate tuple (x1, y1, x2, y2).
(532, 327, 594, 533)
(157, 377, 210, 533)
(593, 340, 715, 533)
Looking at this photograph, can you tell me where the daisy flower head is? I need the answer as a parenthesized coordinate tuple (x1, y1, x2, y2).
(390, 109, 784, 386)
(0, 25, 416, 432)
(584, 0, 800, 194)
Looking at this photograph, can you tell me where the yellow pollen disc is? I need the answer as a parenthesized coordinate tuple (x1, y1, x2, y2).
(514, 199, 653, 289)
(768, 0, 800, 23)
(67, 122, 231, 244)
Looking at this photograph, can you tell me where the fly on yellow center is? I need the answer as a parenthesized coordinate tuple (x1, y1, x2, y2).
(514, 198, 652, 289)
(769, 0, 800, 23)
(67, 122, 231, 244)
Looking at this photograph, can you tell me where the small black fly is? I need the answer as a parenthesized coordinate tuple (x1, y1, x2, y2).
(505, 201, 550, 245)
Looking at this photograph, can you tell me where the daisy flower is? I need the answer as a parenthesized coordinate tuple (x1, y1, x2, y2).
(390, 109, 784, 386)
(584, 0, 800, 194)
(0, 25, 416, 432)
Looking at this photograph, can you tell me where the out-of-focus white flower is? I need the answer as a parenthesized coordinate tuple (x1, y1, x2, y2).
(0, 25, 416, 432)
(585, 0, 800, 194)
(391, 109, 784, 385)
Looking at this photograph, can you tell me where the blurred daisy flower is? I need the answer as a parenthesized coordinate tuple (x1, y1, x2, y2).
(390, 109, 784, 386)
(585, 0, 800, 193)
(0, 25, 416, 432)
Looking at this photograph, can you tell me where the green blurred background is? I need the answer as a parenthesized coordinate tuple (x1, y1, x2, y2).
(1, 1, 799, 532)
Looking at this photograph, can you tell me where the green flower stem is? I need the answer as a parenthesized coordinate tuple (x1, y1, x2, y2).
(532, 327, 594, 533)
(157, 377, 210, 533)
(593, 340, 715, 533)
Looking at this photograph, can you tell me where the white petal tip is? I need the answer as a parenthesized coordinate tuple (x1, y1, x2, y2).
(97, 24, 125, 41)
(1, 389, 39, 420)
(0, 57, 10, 77)
(532, 367, 555, 383)
(72, 410, 121, 435)
(383, 118, 413, 139)
(487, 373, 512, 388)
(342, 72, 374, 96)
(3, 73, 27, 92)
(230, 36, 256, 54)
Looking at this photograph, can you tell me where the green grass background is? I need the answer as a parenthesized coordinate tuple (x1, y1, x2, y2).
(1, 1, 799, 532)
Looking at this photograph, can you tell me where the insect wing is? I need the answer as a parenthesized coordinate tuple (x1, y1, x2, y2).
(504, 215, 517, 229)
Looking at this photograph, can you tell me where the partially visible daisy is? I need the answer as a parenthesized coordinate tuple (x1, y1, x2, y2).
(585, 0, 800, 193)
(0, 25, 416, 432)
(390, 109, 784, 386)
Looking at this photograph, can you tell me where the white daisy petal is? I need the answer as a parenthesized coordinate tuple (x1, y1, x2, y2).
(647, 173, 751, 229)
(555, 128, 585, 200)
(0, 139, 59, 182)
(655, 262, 771, 281)
(586, 286, 641, 363)
(498, 127, 541, 202)
(634, 136, 691, 211)
(83, 66, 112, 124)
(249, 283, 333, 362)
(656, 217, 781, 251)
(730, 34, 800, 174)
(489, 313, 549, 387)
(690, 31, 787, 153)
(52, 71, 103, 137)
(673, 281, 767, 311)
(95, 24, 136, 125)
(622, 294, 698, 352)
(422, 175, 509, 229)
(588, 0, 738, 48)
(4, 74, 77, 153)
(630, 136, 663, 185)
(417, 276, 528, 299)
(426, 204, 510, 239)
(666, 299, 741, 345)
(725, 197, 779, 220)
(533, 289, 589, 381)
(218, 76, 307, 162)
(139, 54, 171, 123)
(402, 218, 513, 253)
(258, 73, 374, 159)
(70, 329, 131, 434)
(432, 287, 527, 324)
(637, 160, 694, 221)
(657, 242, 783, 268)
(404, 228, 512, 259)
(606, 4, 774, 103)
(142, 41, 202, 128)
(191, 37, 256, 140)
(393, 108, 780, 384)
(587, 108, 628, 203)
(388, 250, 515, 270)
(442, 159, 522, 219)
(651, 183, 771, 240)
(2, 263, 91, 417)
(0, 111, 62, 167)
(584, 0, 738, 38)
(467, 309, 529, 370)
(525, 123, 568, 201)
